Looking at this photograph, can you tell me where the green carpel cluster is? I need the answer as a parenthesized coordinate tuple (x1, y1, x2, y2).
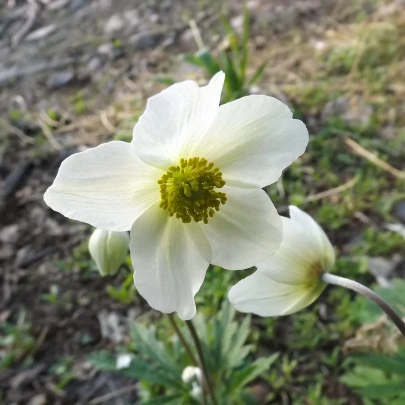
(158, 157, 227, 224)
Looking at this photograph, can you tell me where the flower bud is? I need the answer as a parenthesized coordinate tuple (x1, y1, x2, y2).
(181, 366, 202, 384)
(88, 228, 129, 276)
(116, 353, 133, 369)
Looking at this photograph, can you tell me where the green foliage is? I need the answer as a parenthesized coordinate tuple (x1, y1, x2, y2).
(0, 310, 38, 369)
(342, 346, 405, 405)
(50, 356, 76, 389)
(352, 227, 405, 257)
(41, 284, 60, 304)
(71, 90, 88, 115)
(324, 23, 400, 76)
(356, 279, 405, 323)
(195, 265, 240, 315)
(106, 271, 137, 304)
(341, 280, 405, 404)
(90, 301, 278, 404)
(184, 9, 266, 102)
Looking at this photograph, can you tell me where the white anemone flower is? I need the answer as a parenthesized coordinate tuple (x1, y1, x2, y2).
(228, 206, 335, 316)
(44, 72, 309, 320)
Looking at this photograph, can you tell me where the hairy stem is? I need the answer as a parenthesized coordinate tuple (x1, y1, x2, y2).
(167, 314, 198, 365)
(186, 320, 218, 405)
(322, 273, 405, 337)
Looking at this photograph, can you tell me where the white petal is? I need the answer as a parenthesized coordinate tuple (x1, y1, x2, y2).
(188, 95, 308, 188)
(130, 203, 211, 320)
(289, 206, 335, 268)
(44, 141, 162, 231)
(131, 72, 225, 169)
(255, 217, 321, 285)
(228, 272, 325, 317)
(200, 187, 282, 270)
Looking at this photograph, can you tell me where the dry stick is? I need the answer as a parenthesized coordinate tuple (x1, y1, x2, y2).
(186, 320, 218, 405)
(167, 314, 198, 365)
(343, 136, 405, 179)
(304, 175, 359, 203)
(323, 273, 405, 338)
(277, 175, 359, 214)
(89, 383, 138, 405)
(37, 119, 62, 150)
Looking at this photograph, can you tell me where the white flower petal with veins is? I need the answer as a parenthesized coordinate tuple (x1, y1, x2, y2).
(189, 95, 309, 188)
(132, 72, 225, 170)
(200, 186, 282, 270)
(44, 141, 161, 231)
(229, 206, 334, 317)
(130, 203, 211, 320)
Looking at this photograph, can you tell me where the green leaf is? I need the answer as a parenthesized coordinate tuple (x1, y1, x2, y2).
(122, 357, 183, 388)
(353, 352, 405, 375)
(230, 354, 279, 391)
(196, 48, 221, 76)
(356, 382, 405, 399)
(130, 323, 180, 377)
(182, 54, 206, 67)
(227, 315, 252, 367)
(220, 16, 241, 69)
(141, 394, 185, 405)
(220, 53, 241, 99)
(240, 6, 250, 85)
(248, 62, 267, 86)
(155, 76, 175, 85)
(88, 351, 116, 370)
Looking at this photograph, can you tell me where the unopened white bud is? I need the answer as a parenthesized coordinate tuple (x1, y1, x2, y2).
(116, 353, 133, 369)
(191, 382, 202, 399)
(181, 366, 201, 384)
(88, 228, 129, 276)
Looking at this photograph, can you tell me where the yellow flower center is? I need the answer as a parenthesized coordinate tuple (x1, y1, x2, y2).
(158, 157, 227, 224)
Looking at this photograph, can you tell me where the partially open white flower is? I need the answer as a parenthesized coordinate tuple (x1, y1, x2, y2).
(228, 206, 335, 316)
(88, 228, 129, 276)
(44, 72, 309, 320)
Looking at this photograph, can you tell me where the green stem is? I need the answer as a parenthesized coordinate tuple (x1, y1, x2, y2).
(167, 314, 198, 365)
(322, 273, 405, 337)
(186, 320, 218, 405)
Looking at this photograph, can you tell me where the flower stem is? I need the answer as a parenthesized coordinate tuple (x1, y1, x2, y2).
(322, 273, 405, 337)
(167, 314, 198, 365)
(186, 320, 218, 405)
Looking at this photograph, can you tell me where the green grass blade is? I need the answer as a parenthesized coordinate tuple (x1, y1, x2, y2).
(248, 62, 267, 86)
(240, 6, 250, 85)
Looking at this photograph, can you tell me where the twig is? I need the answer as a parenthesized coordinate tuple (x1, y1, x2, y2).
(0, 117, 34, 144)
(304, 175, 359, 203)
(12, 2, 38, 47)
(99, 110, 116, 133)
(45, 382, 66, 398)
(40, 110, 60, 128)
(189, 19, 205, 50)
(344, 136, 405, 179)
(277, 175, 359, 214)
(89, 383, 138, 405)
(37, 119, 62, 150)
(7, 124, 35, 144)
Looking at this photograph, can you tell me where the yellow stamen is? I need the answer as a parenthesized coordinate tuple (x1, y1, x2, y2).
(158, 157, 227, 223)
